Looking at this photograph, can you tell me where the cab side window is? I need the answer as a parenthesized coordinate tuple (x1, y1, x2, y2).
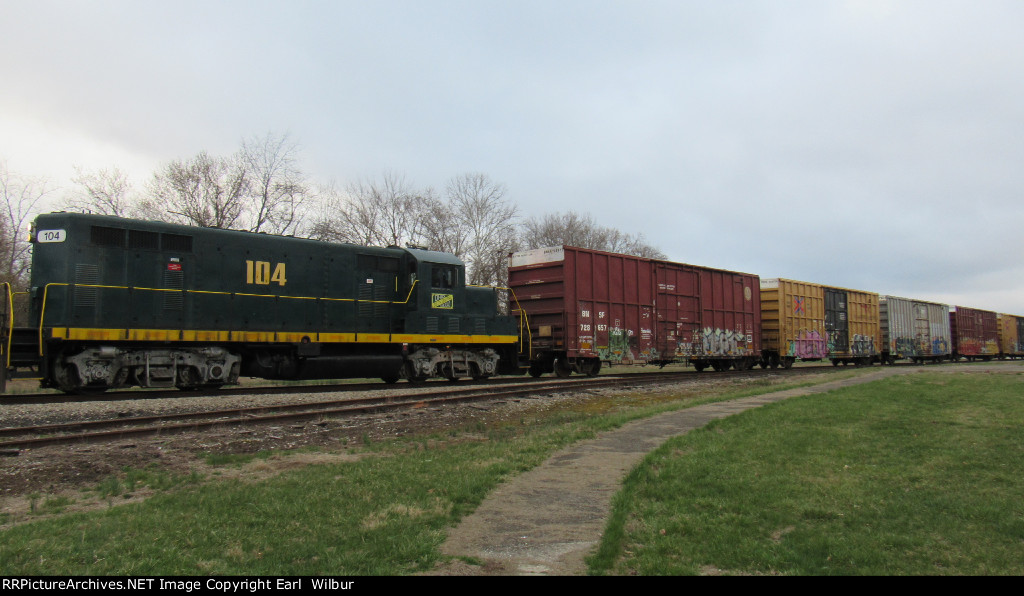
(432, 266, 455, 289)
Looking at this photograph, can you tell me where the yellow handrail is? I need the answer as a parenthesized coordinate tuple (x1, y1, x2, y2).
(2, 283, 11, 368)
(481, 285, 533, 361)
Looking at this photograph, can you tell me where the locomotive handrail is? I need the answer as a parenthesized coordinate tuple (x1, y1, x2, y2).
(1, 282, 11, 369)
(471, 284, 533, 361)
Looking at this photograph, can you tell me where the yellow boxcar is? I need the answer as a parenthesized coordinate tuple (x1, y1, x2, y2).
(760, 278, 826, 369)
(826, 286, 880, 365)
(998, 313, 1023, 358)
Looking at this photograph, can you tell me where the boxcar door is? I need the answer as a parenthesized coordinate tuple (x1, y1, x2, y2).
(825, 288, 849, 355)
(914, 303, 931, 356)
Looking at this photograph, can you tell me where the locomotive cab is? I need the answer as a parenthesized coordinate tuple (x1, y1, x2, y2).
(396, 247, 520, 381)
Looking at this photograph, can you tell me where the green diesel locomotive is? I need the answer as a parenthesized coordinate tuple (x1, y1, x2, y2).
(2, 212, 528, 393)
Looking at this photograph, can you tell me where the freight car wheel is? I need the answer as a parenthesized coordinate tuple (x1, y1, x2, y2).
(582, 358, 601, 377)
(554, 358, 572, 378)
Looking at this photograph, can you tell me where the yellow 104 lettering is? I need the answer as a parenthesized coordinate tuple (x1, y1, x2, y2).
(245, 260, 287, 286)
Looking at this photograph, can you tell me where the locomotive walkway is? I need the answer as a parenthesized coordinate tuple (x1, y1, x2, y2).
(437, 365, 941, 575)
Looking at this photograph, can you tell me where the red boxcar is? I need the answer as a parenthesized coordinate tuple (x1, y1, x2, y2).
(949, 306, 999, 360)
(507, 246, 760, 376)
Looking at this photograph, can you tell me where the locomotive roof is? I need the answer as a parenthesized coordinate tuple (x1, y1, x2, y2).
(402, 246, 464, 267)
(34, 212, 467, 265)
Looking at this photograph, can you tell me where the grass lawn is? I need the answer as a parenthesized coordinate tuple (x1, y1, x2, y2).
(589, 371, 1024, 575)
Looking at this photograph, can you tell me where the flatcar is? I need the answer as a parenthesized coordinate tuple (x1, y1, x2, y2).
(0, 212, 528, 393)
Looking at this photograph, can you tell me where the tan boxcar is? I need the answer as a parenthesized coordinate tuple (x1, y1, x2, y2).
(759, 278, 827, 369)
(998, 313, 1023, 359)
(824, 285, 880, 365)
(761, 279, 878, 368)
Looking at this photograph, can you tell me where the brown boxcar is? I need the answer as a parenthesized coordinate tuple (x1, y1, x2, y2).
(507, 246, 760, 376)
(654, 259, 760, 372)
(949, 306, 999, 360)
(997, 313, 1023, 359)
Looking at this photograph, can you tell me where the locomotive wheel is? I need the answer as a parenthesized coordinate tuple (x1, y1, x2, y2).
(176, 367, 202, 391)
(403, 362, 427, 384)
(51, 357, 107, 395)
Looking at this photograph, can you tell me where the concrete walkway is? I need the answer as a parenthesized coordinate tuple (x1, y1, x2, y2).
(439, 366, 922, 575)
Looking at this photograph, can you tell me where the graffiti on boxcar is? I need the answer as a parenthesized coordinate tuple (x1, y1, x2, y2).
(932, 337, 950, 356)
(639, 347, 661, 360)
(673, 341, 694, 358)
(695, 327, 751, 356)
(786, 329, 826, 359)
(851, 334, 875, 356)
(826, 333, 839, 354)
(599, 327, 633, 363)
(892, 337, 918, 357)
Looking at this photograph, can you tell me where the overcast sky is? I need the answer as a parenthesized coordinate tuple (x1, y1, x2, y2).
(2, 0, 1022, 314)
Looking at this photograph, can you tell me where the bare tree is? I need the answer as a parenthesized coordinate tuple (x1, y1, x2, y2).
(0, 161, 54, 289)
(433, 173, 519, 286)
(60, 166, 134, 217)
(521, 211, 666, 259)
(311, 172, 434, 248)
(144, 151, 249, 228)
(240, 132, 308, 235)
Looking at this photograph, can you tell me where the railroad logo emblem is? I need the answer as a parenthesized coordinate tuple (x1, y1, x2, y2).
(432, 293, 454, 309)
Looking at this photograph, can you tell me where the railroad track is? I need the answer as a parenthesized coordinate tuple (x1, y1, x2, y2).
(0, 359, 892, 406)
(0, 372, 711, 450)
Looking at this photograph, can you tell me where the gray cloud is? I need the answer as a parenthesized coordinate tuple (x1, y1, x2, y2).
(1, 0, 1021, 312)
